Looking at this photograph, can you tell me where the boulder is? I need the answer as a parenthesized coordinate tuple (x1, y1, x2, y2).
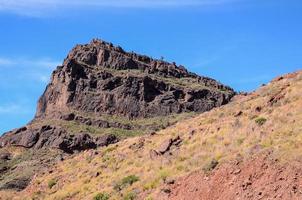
(94, 134, 118, 147)
(0, 177, 30, 191)
(158, 136, 182, 155)
(0, 126, 118, 154)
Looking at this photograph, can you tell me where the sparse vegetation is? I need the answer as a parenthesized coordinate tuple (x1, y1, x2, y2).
(123, 192, 136, 200)
(202, 159, 219, 173)
(3, 71, 302, 200)
(30, 112, 196, 139)
(114, 175, 140, 191)
(255, 117, 267, 126)
(93, 192, 110, 200)
(48, 179, 57, 189)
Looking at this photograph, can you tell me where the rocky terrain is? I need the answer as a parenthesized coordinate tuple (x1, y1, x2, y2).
(36, 39, 234, 120)
(2, 39, 301, 200)
(0, 39, 235, 193)
(1, 66, 301, 200)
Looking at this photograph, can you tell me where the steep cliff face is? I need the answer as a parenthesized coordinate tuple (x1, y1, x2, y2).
(0, 39, 235, 152)
(0, 39, 235, 192)
(35, 39, 235, 120)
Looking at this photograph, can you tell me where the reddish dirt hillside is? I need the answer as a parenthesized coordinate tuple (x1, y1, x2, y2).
(156, 152, 302, 200)
(154, 71, 302, 200)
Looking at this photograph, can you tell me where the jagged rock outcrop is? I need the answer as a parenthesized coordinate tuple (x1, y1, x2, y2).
(0, 39, 237, 193)
(36, 39, 235, 120)
(0, 39, 235, 151)
(0, 125, 118, 153)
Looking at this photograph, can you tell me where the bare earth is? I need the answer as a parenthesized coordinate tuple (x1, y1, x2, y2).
(156, 152, 302, 200)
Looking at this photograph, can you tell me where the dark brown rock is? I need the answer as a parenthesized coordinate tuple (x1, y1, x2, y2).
(61, 113, 76, 121)
(0, 152, 12, 161)
(94, 134, 118, 147)
(0, 126, 118, 154)
(0, 166, 8, 174)
(234, 111, 243, 117)
(55, 133, 97, 154)
(157, 136, 182, 155)
(0, 177, 30, 191)
(0, 39, 235, 154)
(149, 149, 159, 159)
(158, 139, 174, 154)
(35, 39, 235, 120)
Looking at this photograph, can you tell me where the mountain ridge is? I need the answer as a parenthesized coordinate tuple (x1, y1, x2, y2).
(35, 38, 235, 120)
(0, 39, 235, 192)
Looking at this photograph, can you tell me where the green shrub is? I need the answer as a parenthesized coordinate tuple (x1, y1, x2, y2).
(93, 193, 110, 200)
(114, 175, 139, 191)
(123, 192, 136, 200)
(122, 175, 139, 185)
(48, 179, 57, 189)
(255, 117, 267, 126)
(236, 138, 245, 145)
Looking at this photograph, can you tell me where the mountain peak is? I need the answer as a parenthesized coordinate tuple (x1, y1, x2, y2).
(0, 40, 235, 191)
(63, 38, 197, 79)
(37, 39, 235, 120)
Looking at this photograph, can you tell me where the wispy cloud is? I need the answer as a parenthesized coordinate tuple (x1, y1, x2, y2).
(0, 57, 60, 68)
(0, 57, 14, 65)
(236, 74, 272, 84)
(0, 0, 241, 16)
(0, 56, 59, 83)
(0, 103, 31, 114)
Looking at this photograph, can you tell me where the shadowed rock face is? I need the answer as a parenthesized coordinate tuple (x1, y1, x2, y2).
(35, 39, 235, 120)
(0, 39, 235, 151)
(0, 39, 236, 192)
(0, 125, 118, 153)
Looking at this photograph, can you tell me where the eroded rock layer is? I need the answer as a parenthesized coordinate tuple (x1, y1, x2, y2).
(0, 39, 235, 151)
(36, 39, 235, 120)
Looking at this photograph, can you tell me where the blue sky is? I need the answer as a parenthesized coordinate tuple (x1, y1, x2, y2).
(0, 0, 301, 134)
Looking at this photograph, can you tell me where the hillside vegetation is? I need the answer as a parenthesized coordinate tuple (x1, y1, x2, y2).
(1, 70, 302, 200)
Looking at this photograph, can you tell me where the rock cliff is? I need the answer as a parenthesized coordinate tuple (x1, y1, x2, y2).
(36, 39, 235, 120)
(0, 39, 235, 152)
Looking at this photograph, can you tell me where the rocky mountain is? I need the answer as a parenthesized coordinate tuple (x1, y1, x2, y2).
(0, 39, 235, 191)
(36, 39, 234, 120)
(1, 70, 301, 200)
(0, 39, 234, 152)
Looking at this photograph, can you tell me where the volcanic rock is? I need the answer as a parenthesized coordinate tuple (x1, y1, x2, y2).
(0, 39, 235, 152)
(35, 39, 235, 120)
(0, 125, 118, 153)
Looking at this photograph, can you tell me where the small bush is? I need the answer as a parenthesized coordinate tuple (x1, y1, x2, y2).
(93, 193, 110, 200)
(255, 117, 267, 126)
(48, 179, 57, 189)
(143, 179, 160, 191)
(202, 159, 219, 173)
(123, 192, 136, 200)
(159, 169, 170, 181)
(122, 175, 139, 185)
(236, 138, 245, 145)
(114, 175, 139, 191)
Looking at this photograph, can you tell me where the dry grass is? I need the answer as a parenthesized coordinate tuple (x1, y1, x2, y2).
(30, 112, 197, 139)
(2, 71, 302, 200)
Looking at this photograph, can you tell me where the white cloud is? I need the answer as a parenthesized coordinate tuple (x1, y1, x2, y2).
(0, 0, 240, 16)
